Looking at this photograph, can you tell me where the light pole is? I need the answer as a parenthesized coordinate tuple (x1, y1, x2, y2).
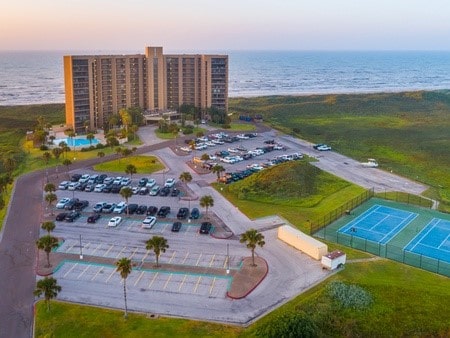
(79, 234, 83, 260)
(226, 243, 230, 275)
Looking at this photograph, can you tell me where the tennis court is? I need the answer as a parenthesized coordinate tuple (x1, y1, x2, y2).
(338, 204, 418, 244)
(404, 218, 450, 264)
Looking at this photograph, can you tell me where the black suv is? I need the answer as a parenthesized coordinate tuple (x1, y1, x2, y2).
(126, 203, 138, 214)
(159, 186, 171, 197)
(74, 200, 89, 211)
(189, 208, 200, 219)
(200, 222, 212, 234)
(64, 198, 79, 210)
(65, 211, 81, 222)
(177, 207, 189, 220)
(157, 206, 170, 218)
(71, 173, 82, 182)
(55, 212, 68, 221)
(136, 205, 148, 215)
(147, 206, 158, 216)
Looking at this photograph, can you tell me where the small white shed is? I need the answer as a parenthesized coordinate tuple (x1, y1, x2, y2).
(277, 225, 328, 260)
(321, 250, 346, 270)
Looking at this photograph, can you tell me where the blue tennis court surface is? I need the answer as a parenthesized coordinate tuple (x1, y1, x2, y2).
(338, 205, 418, 244)
(404, 218, 450, 264)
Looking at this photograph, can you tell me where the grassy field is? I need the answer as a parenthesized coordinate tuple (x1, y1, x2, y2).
(93, 155, 164, 174)
(229, 91, 450, 211)
(35, 260, 450, 337)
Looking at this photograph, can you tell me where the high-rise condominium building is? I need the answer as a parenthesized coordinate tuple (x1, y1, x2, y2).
(64, 46, 228, 132)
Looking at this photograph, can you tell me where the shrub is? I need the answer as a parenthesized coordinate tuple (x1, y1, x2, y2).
(327, 281, 373, 310)
(221, 124, 231, 129)
(256, 311, 319, 338)
(39, 145, 49, 151)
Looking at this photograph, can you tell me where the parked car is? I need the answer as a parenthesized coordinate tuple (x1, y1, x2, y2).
(157, 206, 170, 218)
(164, 178, 176, 188)
(70, 173, 82, 182)
(171, 188, 180, 197)
(79, 174, 90, 183)
(87, 214, 101, 223)
(142, 216, 157, 229)
(65, 211, 80, 222)
(64, 198, 79, 210)
(93, 202, 108, 213)
(84, 184, 95, 192)
(177, 207, 189, 220)
(138, 187, 149, 195)
(199, 222, 212, 234)
(113, 176, 123, 185)
(136, 205, 148, 215)
(146, 179, 156, 188)
(108, 216, 122, 227)
(146, 206, 158, 216)
(110, 184, 122, 194)
(171, 221, 182, 232)
(149, 185, 161, 196)
(98, 174, 108, 183)
(131, 186, 140, 194)
(68, 182, 80, 191)
(138, 177, 148, 187)
(74, 200, 89, 211)
(102, 203, 116, 213)
(189, 208, 200, 219)
(113, 202, 127, 214)
(121, 177, 131, 186)
(55, 212, 68, 221)
(76, 182, 88, 191)
(94, 184, 106, 192)
(159, 186, 171, 196)
(58, 181, 70, 190)
(56, 197, 71, 209)
(126, 203, 138, 214)
(316, 144, 332, 151)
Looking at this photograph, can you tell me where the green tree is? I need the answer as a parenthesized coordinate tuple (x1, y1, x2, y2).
(179, 171, 193, 185)
(62, 159, 72, 177)
(199, 195, 214, 217)
(36, 235, 59, 268)
(41, 221, 56, 235)
(256, 311, 319, 338)
(125, 164, 137, 178)
(129, 124, 138, 140)
(42, 151, 52, 164)
(97, 151, 105, 159)
(240, 229, 265, 267)
(145, 236, 169, 267)
(34, 277, 61, 312)
(86, 133, 95, 145)
(122, 148, 132, 158)
(44, 183, 56, 193)
(107, 136, 119, 149)
(3, 157, 17, 177)
(119, 108, 132, 133)
(51, 147, 63, 160)
(45, 193, 57, 215)
(200, 153, 210, 161)
(115, 257, 132, 318)
(212, 164, 225, 181)
(119, 186, 133, 215)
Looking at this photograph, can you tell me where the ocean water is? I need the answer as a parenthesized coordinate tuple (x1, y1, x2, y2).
(1, 50, 450, 105)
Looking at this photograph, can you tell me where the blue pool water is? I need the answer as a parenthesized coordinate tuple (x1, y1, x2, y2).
(53, 137, 99, 147)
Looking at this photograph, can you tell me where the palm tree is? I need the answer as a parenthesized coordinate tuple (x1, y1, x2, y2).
(199, 195, 214, 217)
(44, 182, 56, 193)
(240, 229, 266, 267)
(62, 159, 72, 178)
(129, 124, 138, 141)
(107, 136, 119, 149)
(86, 133, 95, 145)
(179, 171, 192, 185)
(115, 257, 132, 318)
(41, 221, 56, 234)
(42, 151, 52, 164)
(34, 277, 61, 311)
(119, 186, 133, 215)
(125, 164, 137, 178)
(52, 147, 62, 160)
(145, 236, 169, 267)
(45, 193, 57, 215)
(97, 151, 105, 159)
(36, 235, 59, 268)
(212, 164, 225, 181)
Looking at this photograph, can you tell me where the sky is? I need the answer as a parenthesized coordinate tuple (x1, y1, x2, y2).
(1, 0, 450, 51)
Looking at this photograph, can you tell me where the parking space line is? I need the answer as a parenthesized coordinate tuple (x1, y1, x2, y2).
(77, 264, 91, 279)
(90, 243, 102, 256)
(129, 247, 139, 259)
(84, 242, 91, 250)
(91, 267, 104, 281)
(115, 246, 127, 259)
(182, 252, 189, 264)
(141, 250, 150, 265)
(209, 277, 216, 295)
(195, 253, 203, 266)
(223, 256, 229, 269)
(178, 274, 187, 291)
(209, 254, 216, 267)
(163, 274, 173, 289)
(66, 242, 77, 253)
(106, 269, 116, 283)
(168, 251, 176, 264)
(63, 263, 78, 278)
(103, 244, 114, 257)
(149, 272, 159, 288)
(193, 276, 202, 293)
(134, 271, 145, 287)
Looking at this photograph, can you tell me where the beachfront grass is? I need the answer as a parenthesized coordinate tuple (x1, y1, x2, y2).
(156, 127, 207, 140)
(35, 260, 450, 337)
(93, 155, 164, 174)
(34, 301, 242, 338)
(229, 90, 450, 211)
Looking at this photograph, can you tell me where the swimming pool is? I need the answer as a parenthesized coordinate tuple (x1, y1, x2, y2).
(53, 137, 100, 147)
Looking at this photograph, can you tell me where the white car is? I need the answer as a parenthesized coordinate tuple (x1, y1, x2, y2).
(361, 158, 379, 168)
(131, 186, 140, 194)
(58, 181, 70, 190)
(180, 146, 192, 153)
(113, 202, 127, 214)
(146, 178, 156, 188)
(108, 216, 122, 227)
(149, 185, 160, 196)
(78, 174, 90, 183)
(56, 197, 71, 209)
(94, 184, 106, 192)
(121, 177, 131, 186)
(67, 182, 80, 191)
(113, 176, 123, 185)
(142, 216, 157, 229)
(205, 141, 215, 147)
(164, 178, 176, 188)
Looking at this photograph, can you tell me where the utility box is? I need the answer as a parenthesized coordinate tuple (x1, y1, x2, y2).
(321, 250, 346, 270)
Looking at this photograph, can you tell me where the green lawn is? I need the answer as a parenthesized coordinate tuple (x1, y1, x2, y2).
(93, 155, 164, 174)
